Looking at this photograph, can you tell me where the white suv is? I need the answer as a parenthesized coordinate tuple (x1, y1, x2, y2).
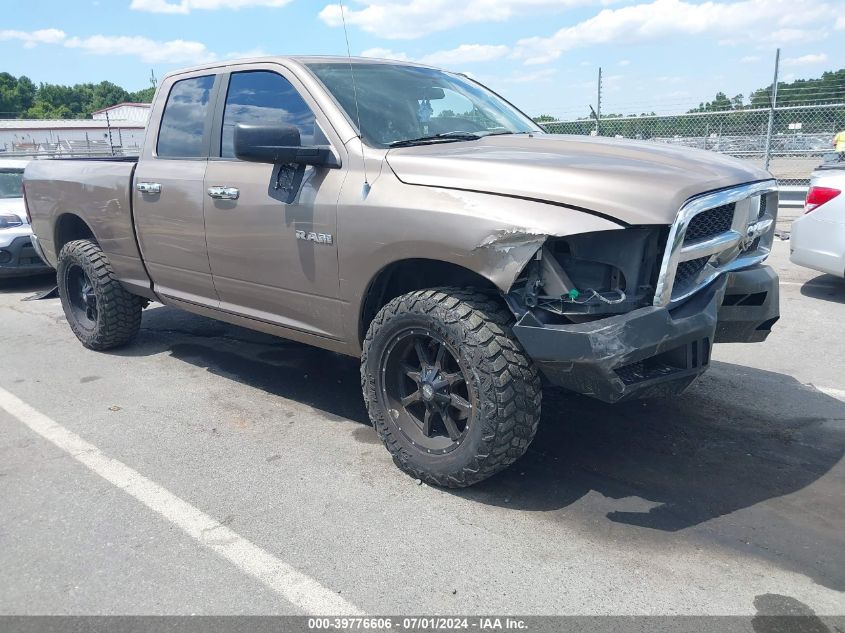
(0, 159, 52, 278)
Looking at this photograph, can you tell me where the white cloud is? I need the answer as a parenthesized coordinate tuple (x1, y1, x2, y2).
(759, 27, 820, 44)
(0, 28, 67, 49)
(361, 44, 509, 67)
(740, 55, 761, 63)
(783, 53, 828, 66)
(320, 0, 615, 40)
(618, 59, 631, 66)
(512, 0, 840, 64)
(420, 44, 510, 66)
(64, 35, 216, 64)
(1, 25, 216, 65)
(130, 0, 291, 13)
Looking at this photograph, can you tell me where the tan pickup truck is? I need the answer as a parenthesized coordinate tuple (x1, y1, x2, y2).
(24, 56, 780, 487)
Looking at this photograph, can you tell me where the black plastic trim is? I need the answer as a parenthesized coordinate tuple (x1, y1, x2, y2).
(511, 264, 779, 402)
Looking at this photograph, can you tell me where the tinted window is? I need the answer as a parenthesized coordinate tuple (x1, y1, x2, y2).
(157, 75, 214, 158)
(222, 71, 316, 158)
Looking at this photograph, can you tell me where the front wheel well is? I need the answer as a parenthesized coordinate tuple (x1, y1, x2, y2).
(54, 214, 96, 255)
(359, 259, 498, 345)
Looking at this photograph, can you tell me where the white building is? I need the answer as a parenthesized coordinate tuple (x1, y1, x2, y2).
(0, 102, 150, 156)
(91, 102, 151, 124)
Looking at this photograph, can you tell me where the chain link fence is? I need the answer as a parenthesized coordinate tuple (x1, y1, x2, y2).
(0, 139, 142, 159)
(539, 105, 843, 187)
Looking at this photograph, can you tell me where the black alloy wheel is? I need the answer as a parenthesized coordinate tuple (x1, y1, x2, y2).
(380, 329, 474, 455)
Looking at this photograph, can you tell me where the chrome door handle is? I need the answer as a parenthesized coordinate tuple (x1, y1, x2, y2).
(207, 186, 240, 200)
(136, 182, 162, 194)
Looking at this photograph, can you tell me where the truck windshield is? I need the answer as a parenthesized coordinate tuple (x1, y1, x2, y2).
(0, 170, 24, 199)
(306, 62, 542, 148)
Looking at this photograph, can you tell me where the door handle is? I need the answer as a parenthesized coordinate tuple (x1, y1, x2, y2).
(136, 182, 162, 194)
(207, 186, 240, 200)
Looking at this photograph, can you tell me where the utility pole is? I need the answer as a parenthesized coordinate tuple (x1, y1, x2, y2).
(105, 110, 114, 157)
(596, 66, 602, 136)
(149, 69, 157, 90)
(763, 48, 780, 172)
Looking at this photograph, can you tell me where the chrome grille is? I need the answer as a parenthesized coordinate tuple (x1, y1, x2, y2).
(653, 181, 779, 307)
(683, 203, 734, 243)
(674, 257, 710, 289)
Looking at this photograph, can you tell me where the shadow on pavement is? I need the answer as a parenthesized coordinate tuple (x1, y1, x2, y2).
(120, 304, 845, 591)
(800, 274, 845, 304)
(123, 305, 369, 425)
(0, 272, 56, 294)
(752, 594, 833, 633)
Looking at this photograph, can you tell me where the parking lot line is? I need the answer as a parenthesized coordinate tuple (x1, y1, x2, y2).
(0, 386, 364, 616)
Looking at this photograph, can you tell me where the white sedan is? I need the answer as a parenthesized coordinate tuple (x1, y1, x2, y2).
(0, 159, 52, 278)
(790, 165, 845, 279)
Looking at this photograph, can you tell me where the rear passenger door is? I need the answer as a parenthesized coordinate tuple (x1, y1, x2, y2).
(202, 66, 346, 339)
(134, 72, 220, 306)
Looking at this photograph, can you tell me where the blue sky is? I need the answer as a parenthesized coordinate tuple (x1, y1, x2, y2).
(2, 0, 843, 119)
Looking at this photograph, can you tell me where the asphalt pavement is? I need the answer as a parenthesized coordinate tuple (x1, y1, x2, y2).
(0, 237, 843, 618)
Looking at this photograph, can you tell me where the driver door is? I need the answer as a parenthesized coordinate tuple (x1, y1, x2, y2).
(202, 66, 346, 340)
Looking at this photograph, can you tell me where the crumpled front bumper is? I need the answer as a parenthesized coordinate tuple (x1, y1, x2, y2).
(512, 264, 779, 402)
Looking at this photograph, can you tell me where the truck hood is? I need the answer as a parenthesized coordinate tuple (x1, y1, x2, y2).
(386, 134, 773, 226)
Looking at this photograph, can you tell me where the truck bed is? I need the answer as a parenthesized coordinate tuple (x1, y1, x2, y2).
(24, 158, 153, 298)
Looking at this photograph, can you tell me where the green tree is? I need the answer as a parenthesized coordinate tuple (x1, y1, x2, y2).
(0, 72, 36, 118)
(0, 72, 156, 119)
(749, 69, 845, 107)
(128, 86, 155, 103)
(90, 81, 130, 111)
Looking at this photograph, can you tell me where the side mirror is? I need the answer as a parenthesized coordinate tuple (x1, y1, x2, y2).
(234, 123, 340, 168)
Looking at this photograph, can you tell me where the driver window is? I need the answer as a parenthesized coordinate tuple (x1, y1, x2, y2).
(221, 70, 317, 159)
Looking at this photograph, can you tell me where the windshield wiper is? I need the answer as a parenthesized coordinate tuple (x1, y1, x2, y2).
(388, 132, 481, 148)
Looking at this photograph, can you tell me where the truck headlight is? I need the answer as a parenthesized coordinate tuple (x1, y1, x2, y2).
(514, 227, 667, 319)
(0, 213, 23, 230)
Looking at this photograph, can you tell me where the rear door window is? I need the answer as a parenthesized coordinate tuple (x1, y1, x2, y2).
(157, 75, 215, 158)
(221, 71, 317, 159)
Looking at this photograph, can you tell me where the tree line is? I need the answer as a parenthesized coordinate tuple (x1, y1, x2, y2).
(534, 68, 844, 141)
(0, 73, 155, 119)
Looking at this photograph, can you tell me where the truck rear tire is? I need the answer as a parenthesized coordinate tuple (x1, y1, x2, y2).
(361, 288, 542, 488)
(57, 239, 143, 351)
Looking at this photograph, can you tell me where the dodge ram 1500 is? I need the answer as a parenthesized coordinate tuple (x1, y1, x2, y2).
(24, 57, 780, 487)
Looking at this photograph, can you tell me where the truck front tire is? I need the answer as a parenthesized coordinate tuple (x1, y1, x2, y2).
(57, 239, 143, 351)
(361, 288, 542, 488)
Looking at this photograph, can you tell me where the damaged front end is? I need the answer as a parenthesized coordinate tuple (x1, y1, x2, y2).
(503, 182, 781, 402)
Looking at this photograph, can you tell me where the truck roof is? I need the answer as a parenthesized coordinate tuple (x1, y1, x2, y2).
(162, 55, 438, 81)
